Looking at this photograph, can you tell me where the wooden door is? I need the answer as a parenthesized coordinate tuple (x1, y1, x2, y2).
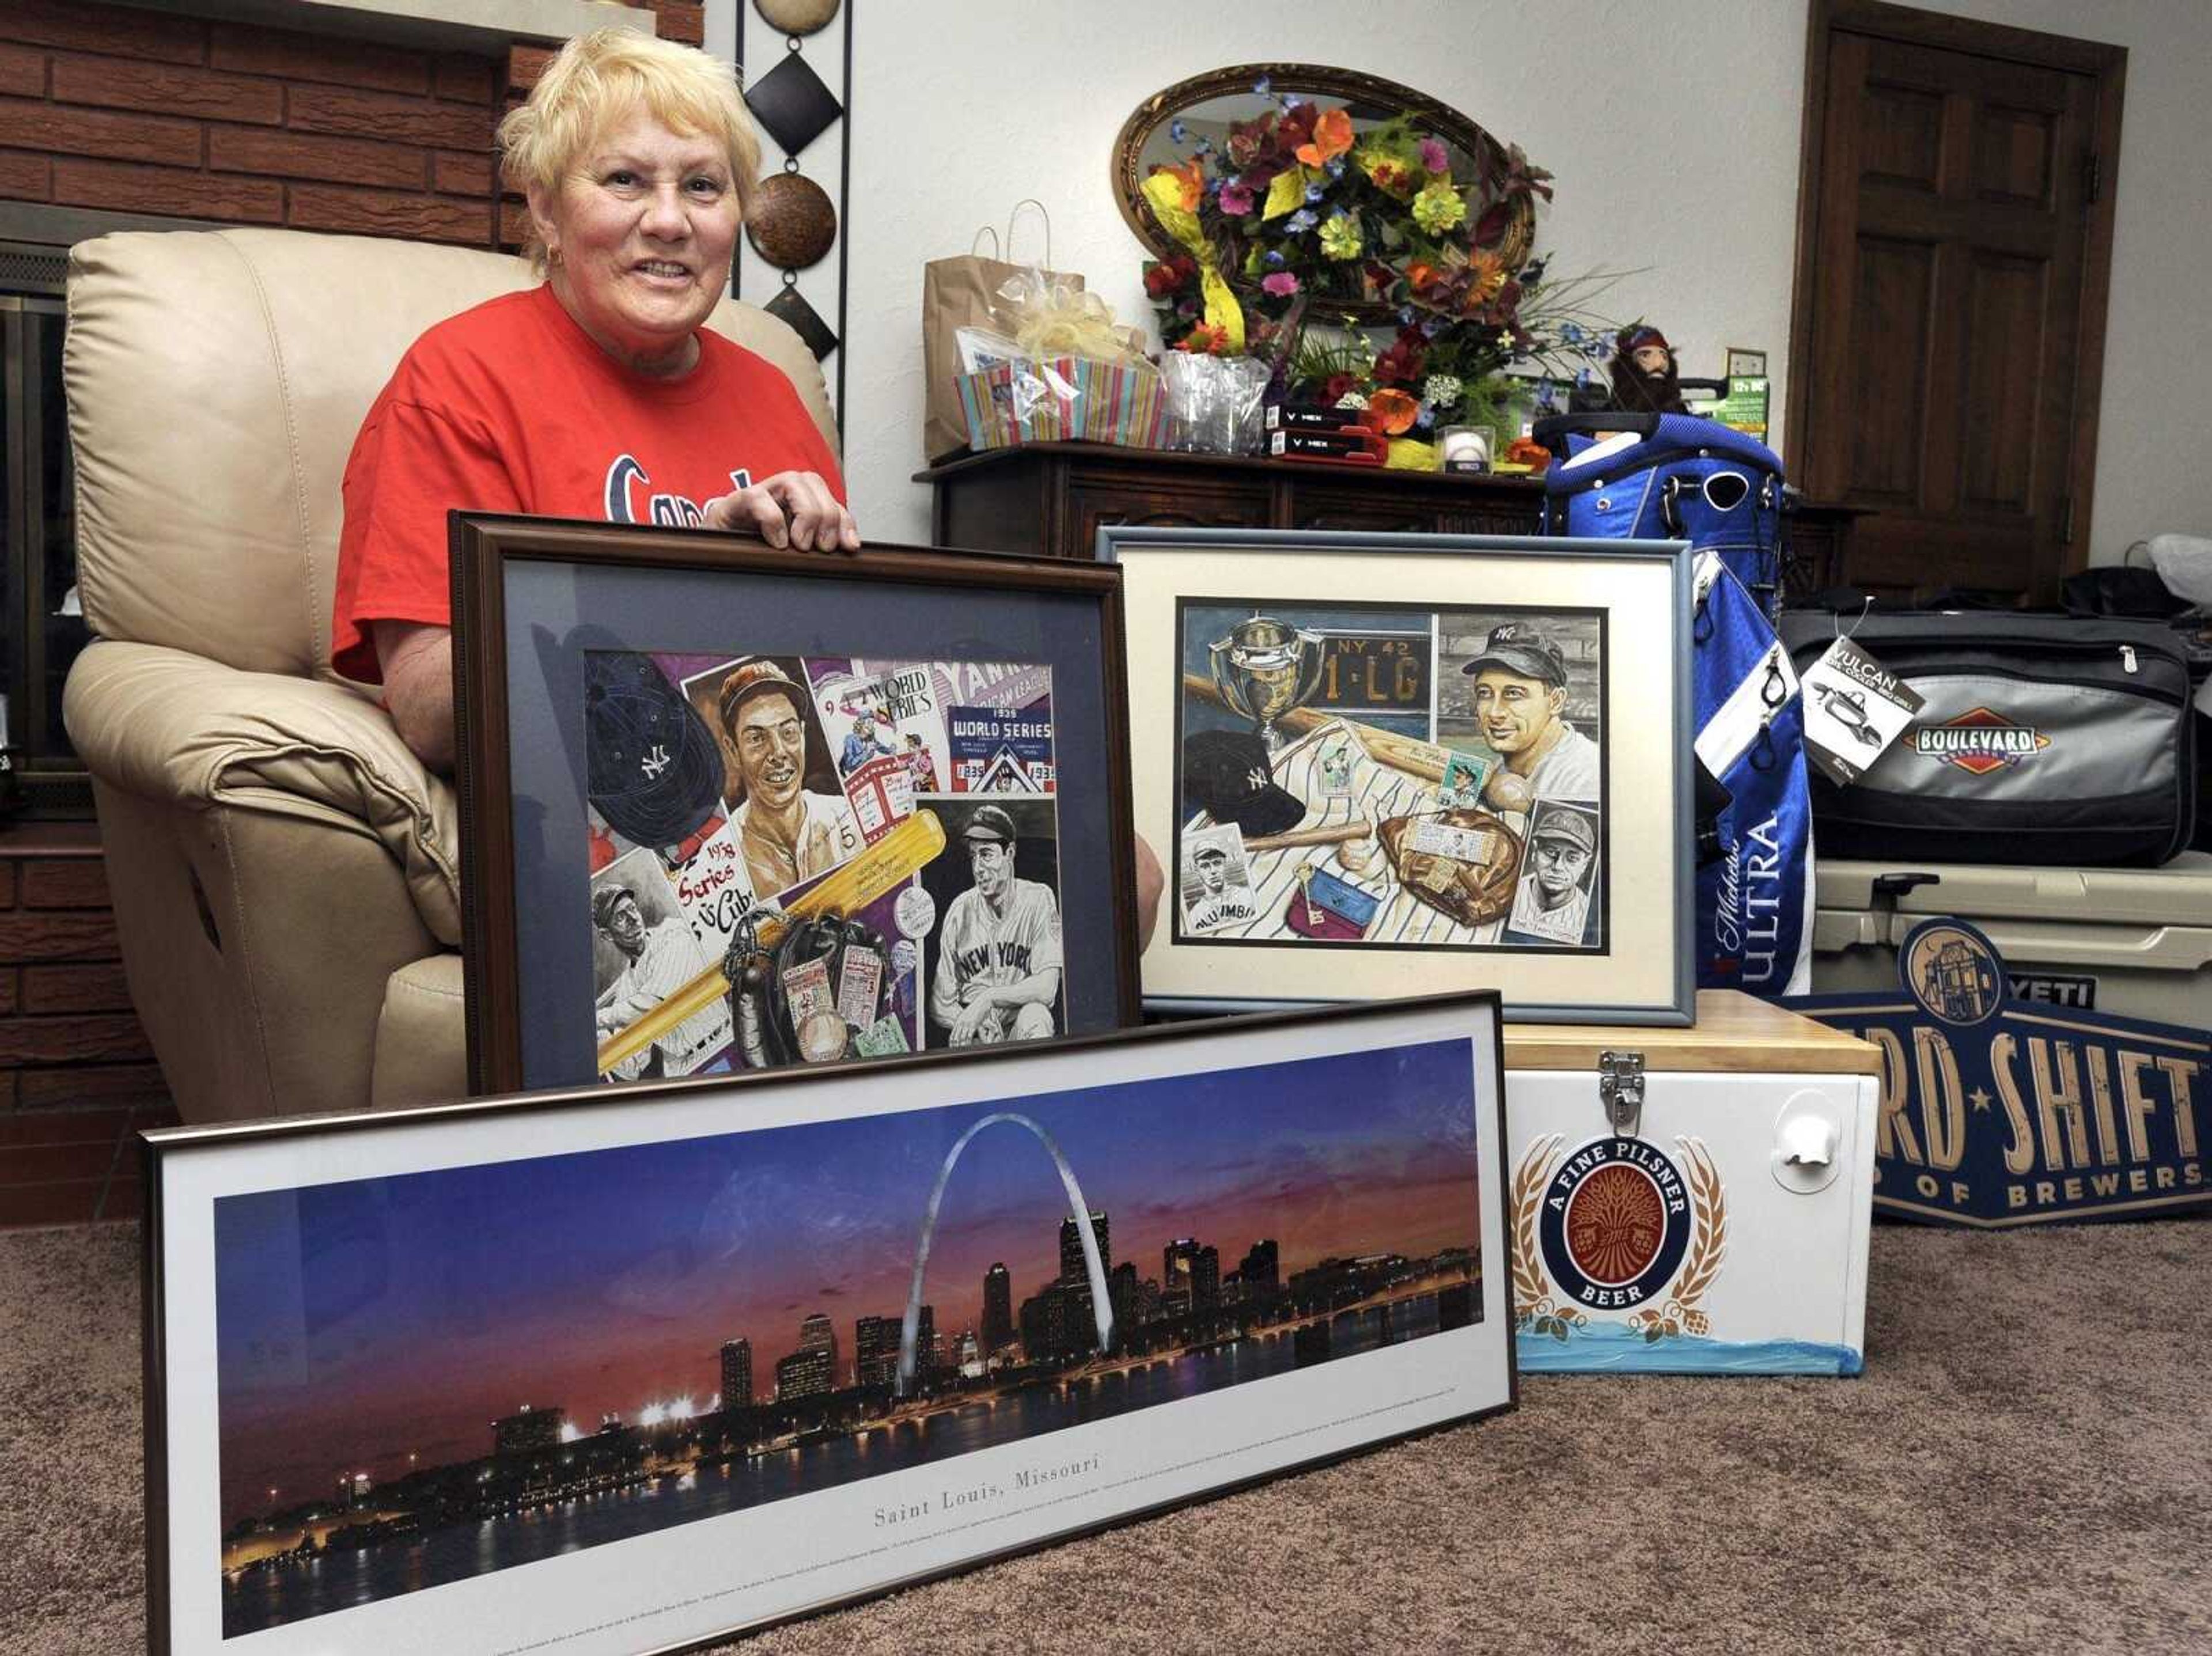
(1789, 3, 2124, 602)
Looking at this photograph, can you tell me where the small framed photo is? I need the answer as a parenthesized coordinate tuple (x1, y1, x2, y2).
(1724, 346, 1768, 382)
(143, 994, 1513, 1654)
(452, 517, 1140, 1094)
(1100, 528, 1694, 1024)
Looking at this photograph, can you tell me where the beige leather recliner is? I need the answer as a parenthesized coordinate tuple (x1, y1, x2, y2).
(62, 228, 838, 1125)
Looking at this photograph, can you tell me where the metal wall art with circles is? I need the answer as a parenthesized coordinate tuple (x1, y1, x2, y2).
(741, 0, 849, 399)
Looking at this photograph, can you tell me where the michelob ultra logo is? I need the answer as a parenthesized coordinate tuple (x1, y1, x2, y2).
(1910, 707, 2051, 776)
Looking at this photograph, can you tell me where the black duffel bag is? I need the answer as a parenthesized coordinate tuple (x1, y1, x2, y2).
(1778, 608, 2198, 867)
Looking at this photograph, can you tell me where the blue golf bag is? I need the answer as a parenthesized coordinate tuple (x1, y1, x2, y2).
(1537, 411, 1787, 619)
(1536, 413, 1813, 994)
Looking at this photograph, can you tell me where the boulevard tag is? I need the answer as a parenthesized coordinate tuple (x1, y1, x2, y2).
(1800, 637, 1923, 786)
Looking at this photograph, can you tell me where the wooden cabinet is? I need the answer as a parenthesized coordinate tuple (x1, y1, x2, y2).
(919, 442, 1545, 559)
(916, 441, 1863, 598)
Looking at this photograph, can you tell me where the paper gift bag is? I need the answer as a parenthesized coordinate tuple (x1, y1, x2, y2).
(921, 200, 1083, 463)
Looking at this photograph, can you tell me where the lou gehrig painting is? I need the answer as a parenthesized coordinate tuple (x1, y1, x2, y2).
(1175, 600, 1607, 954)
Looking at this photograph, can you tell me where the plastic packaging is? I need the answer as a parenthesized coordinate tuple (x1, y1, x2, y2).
(984, 266, 1159, 439)
(1161, 354, 1271, 455)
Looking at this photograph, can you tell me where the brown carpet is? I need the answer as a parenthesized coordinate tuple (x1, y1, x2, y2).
(5, 1217, 2208, 1655)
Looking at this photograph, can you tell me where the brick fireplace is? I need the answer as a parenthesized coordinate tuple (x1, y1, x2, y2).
(0, 0, 704, 239)
(0, 0, 704, 1225)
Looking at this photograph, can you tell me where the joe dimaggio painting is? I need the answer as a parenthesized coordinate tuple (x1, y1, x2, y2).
(584, 651, 1066, 1081)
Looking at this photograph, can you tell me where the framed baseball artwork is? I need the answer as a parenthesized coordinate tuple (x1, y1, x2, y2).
(1099, 528, 1695, 1023)
(452, 517, 1141, 1094)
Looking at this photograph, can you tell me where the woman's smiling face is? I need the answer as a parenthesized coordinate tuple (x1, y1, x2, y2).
(531, 104, 740, 377)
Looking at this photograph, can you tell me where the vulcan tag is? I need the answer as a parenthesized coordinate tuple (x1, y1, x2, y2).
(1799, 637, 1924, 787)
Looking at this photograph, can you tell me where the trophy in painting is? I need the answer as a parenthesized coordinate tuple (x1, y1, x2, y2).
(1209, 615, 1326, 754)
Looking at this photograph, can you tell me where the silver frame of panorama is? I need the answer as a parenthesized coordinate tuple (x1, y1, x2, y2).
(143, 991, 1514, 1655)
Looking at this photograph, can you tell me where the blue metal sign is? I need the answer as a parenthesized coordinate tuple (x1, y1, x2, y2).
(1784, 918, 2209, 1226)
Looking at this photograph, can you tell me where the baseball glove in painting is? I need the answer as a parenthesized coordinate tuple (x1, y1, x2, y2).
(723, 907, 891, 1068)
(1380, 808, 1523, 928)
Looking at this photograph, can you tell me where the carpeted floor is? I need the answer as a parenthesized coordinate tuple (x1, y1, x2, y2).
(5, 1217, 2208, 1655)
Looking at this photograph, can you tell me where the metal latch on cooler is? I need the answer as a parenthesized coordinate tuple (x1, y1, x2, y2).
(1598, 1050, 1645, 1138)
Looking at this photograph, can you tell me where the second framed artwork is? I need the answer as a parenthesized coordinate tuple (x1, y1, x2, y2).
(1100, 528, 1694, 1023)
(454, 518, 1140, 1094)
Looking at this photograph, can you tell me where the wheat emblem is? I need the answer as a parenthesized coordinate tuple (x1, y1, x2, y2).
(1626, 1137, 1728, 1342)
(1510, 1133, 1586, 1341)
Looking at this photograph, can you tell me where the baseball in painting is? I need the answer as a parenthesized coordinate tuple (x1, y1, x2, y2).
(144, 996, 1513, 1655)
(452, 521, 1141, 1093)
(1175, 601, 1608, 952)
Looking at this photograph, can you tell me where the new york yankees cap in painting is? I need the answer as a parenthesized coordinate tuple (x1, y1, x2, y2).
(1181, 729, 1305, 838)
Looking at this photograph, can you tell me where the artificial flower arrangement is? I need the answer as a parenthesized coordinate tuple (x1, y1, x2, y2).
(1139, 78, 1623, 452)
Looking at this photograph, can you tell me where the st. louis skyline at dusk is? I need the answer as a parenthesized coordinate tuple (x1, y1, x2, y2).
(214, 1037, 1484, 1537)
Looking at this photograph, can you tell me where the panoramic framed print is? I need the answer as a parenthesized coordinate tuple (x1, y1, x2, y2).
(452, 516, 1139, 1095)
(1099, 527, 1694, 1024)
(143, 993, 1513, 1655)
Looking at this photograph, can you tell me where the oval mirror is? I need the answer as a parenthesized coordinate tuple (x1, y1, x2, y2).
(1112, 63, 1536, 323)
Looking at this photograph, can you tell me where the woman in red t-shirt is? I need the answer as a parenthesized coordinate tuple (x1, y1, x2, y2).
(336, 29, 1166, 943)
(331, 28, 859, 774)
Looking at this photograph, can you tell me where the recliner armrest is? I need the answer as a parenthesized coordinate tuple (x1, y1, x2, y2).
(63, 639, 461, 945)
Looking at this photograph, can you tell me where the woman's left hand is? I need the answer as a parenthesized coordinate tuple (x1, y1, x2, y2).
(1135, 833, 1165, 953)
(703, 470, 861, 552)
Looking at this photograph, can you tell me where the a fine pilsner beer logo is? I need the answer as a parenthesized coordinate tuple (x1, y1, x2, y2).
(1512, 1134, 1726, 1343)
(1782, 918, 2209, 1227)
(1910, 707, 2051, 775)
(1542, 1137, 1692, 1306)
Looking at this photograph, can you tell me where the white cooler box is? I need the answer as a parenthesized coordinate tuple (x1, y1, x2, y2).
(1505, 992, 1879, 1375)
(1814, 854, 2212, 1030)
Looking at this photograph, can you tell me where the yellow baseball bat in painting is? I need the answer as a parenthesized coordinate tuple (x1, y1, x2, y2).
(596, 808, 949, 1075)
(1241, 818, 1373, 854)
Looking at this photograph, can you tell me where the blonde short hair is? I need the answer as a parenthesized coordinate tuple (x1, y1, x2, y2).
(498, 29, 761, 276)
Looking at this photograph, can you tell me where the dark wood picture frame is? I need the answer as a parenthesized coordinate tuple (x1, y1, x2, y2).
(141, 992, 1514, 1656)
(449, 514, 1142, 1096)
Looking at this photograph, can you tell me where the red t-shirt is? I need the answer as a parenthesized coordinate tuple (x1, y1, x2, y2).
(331, 282, 845, 685)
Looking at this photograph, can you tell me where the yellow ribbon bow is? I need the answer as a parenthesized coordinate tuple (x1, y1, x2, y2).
(999, 270, 1149, 366)
(1141, 170, 1247, 354)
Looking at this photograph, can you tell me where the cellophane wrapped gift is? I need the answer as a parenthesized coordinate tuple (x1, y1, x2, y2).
(1160, 354, 1271, 455)
(950, 267, 1166, 453)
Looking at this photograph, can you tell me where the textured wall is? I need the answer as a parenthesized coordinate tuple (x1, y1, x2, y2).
(0, 0, 706, 251)
(0, 0, 507, 244)
(0, 835, 176, 1229)
(839, 0, 2208, 565)
(842, 0, 1809, 546)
